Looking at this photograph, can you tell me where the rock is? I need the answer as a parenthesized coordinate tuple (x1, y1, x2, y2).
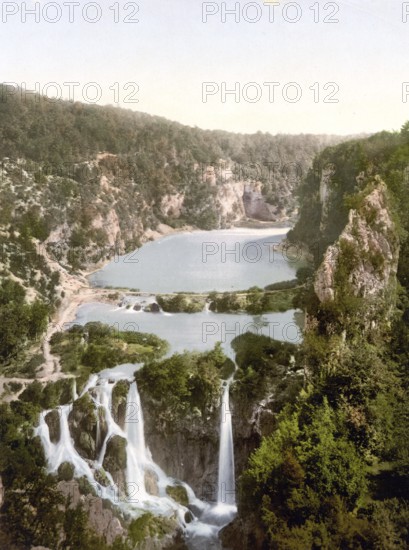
(95, 468, 111, 488)
(68, 393, 107, 460)
(220, 515, 266, 550)
(45, 410, 61, 444)
(145, 469, 160, 496)
(314, 182, 398, 311)
(166, 485, 189, 506)
(102, 435, 127, 494)
(144, 302, 160, 313)
(243, 184, 276, 221)
(111, 380, 130, 430)
(57, 480, 126, 545)
(127, 513, 186, 550)
(141, 397, 220, 498)
(133, 304, 142, 311)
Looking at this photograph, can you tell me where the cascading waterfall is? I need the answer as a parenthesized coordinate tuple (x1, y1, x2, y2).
(37, 371, 237, 548)
(217, 382, 236, 508)
(37, 374, 191, 514)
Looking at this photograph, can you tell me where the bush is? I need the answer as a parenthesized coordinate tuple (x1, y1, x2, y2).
(58, 461, 75, 481)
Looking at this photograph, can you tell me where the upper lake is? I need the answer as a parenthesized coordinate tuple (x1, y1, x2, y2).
(89, 227, 301, 292)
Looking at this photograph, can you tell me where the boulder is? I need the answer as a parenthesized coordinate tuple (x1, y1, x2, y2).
(45, 410, 61, 444)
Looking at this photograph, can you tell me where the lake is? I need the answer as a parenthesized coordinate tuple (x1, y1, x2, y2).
(89, 227, 302, 292)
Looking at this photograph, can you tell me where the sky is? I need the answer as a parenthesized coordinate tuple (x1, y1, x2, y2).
(1, 0, 409, 135)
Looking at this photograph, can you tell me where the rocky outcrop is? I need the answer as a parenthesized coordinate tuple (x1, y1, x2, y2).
(57, 480, 126, 545)
(45, 410, 61, 444)
(160, 193, 184, 218)
(102, 435, 127, 494)
(145, 469, 160, 497)
(111, 380, 130, 430)
(314, 181, 399, 309)
(319, 163, 336, 231)
(68, 393, 108, 460)
(220, 515, 266, 550)
(141, 396, 220, 499)
(58, 461, 75, 481)
(242, 183, 276, 221)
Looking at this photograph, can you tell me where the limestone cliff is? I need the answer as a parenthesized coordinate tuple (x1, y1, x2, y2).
(314, 180, 399, 314)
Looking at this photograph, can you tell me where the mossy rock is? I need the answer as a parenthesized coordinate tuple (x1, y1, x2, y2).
(144, 302, 160, 313)
(111, 380, 130, 428)
(78, 431, 96, 458)
(58, 461, 74, 481)
(45, 409, 61, 444)
(103, 435, 127, 474)
(72, 393, 95, 417)
(128, 512, 176, 545)
(95, 468, 110, 487)
(68, 393, 98, 460)
(166, 485, 189, 506)
(78, 475, 97, 496)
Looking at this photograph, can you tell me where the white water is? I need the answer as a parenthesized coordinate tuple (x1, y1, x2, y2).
(125, 381, 148, 498)
(217, 382, 236, 507)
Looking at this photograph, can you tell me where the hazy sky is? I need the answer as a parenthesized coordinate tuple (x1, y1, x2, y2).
(1, 0, 408, 135)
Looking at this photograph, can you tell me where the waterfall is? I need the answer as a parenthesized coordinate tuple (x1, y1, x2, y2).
(217, 382, 236, 507)
(125, 382, 148, 498)
(37, 370, 238, 548)
(72, 378, 78, 401)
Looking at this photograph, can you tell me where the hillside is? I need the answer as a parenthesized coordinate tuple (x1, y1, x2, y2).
(221, 124, 409, 548)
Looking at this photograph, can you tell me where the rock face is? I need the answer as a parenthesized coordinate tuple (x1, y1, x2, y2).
(141, 385, 287, 503)
(141, 396, 220, 499)
(145, 469, 160, 497)
(319, 163, 336, 231)
(231, 394, 278, 483)
(102, 435, 127, 494)
(111, 380, 130, 430)
(314, 181, 399, 308)
(57, 480, 126, 545)
(242, 183, 276, 221)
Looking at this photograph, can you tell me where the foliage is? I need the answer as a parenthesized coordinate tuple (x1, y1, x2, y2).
(231, 333, 298, 401)
(136, 345, 229, 422)
(239, 123, 409, 548)
(156, 293, 204, 313)
(0, 278, 50, 367)
(50, 321, 168, 374)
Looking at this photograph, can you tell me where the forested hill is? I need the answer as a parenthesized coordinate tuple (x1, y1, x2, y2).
(0, 84, 345, 166)
(222, 123, 409, 548)
(0, 84, 348, 232)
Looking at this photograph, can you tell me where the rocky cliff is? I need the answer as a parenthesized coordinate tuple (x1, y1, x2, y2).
(314, 180, 399, 316)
